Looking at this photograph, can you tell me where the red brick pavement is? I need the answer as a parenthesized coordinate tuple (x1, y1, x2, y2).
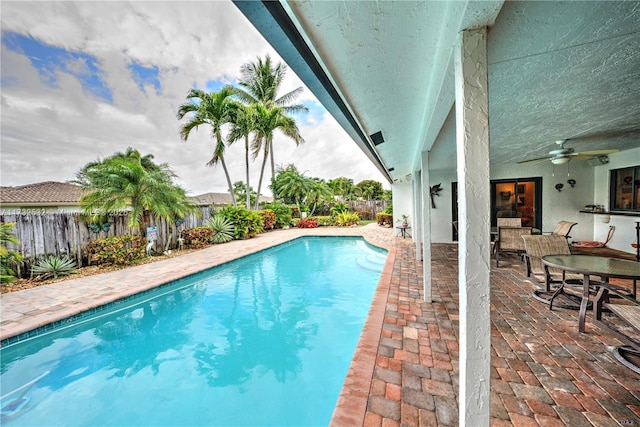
(332, 238, 640, 426)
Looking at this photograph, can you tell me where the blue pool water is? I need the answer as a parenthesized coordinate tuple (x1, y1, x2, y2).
(0, 237, 387, 426)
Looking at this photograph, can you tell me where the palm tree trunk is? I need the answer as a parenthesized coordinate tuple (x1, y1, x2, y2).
(220, 157, 237, 207)
(245, 135, 251, 210)
(269, 140, 275, 184)
(255, 150, 268, 210)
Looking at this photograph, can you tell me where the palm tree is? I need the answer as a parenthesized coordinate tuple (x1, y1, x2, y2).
(227, 103, 257, 209)
(272, 164, 312, 215)
(306, 178, 332, 216)
(77, 148, 198, 235)
(234, 55, 308, 181)
(177, 87, 237, 207)
(251, 104, 304, 209)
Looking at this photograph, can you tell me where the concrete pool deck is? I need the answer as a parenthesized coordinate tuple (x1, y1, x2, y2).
(1, 223, 639, 426)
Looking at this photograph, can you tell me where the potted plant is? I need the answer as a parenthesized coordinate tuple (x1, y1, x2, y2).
(397, 214, 409, 228)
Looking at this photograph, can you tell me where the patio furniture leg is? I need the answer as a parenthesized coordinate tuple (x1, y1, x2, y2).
(579, 274, 591, 333)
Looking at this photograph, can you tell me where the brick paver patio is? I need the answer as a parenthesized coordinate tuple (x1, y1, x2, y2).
(1, 224, 639, 426)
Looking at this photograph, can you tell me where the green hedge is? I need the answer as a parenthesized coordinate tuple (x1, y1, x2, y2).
(376, 213, 393, 225)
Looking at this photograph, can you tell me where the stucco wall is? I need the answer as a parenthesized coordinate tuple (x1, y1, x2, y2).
(424, 155, 639, 249)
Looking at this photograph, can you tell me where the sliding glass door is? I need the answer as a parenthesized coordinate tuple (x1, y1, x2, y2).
(451, 177, 542, 240)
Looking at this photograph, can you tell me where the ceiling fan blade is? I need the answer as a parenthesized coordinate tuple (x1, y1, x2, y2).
(517, 157, 551, 165)
(571, 149, 620, 156)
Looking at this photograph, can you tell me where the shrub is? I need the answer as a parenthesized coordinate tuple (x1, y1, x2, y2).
(297, 217, 318, 228)
(181, 227, 214, 248)
(330, 202, 350, 216)
(335, 211, 360, 227)
(315, 216, 334, 226)
(376, 213, 393, 225)
(383, 203, 393, 214)
(203, 216, 234, 244)
(84, 235, 147, 265)
(219, 206, 264, 239)
(261, 202, 292, 228)
(259, 209, 277, 230)
(1, 222, 23, 283)
(31, 255, 77, 279)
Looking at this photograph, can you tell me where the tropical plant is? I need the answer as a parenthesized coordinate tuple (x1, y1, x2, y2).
(376, 213, 393, 226)
(227, 103, 257, 209)
(84, 235, 147, 266)
(335, 211, 360, 227)
(1, 222, 23, 283)
(31, 255, 77, 280)
(356, 179, 384, 200)
(75, 147, 198, 235)
(315, 216, 335, 226)
(272, 164, 312, 215)
(218, 206, 264, 240)
(181, 227, 214, 249)
(328, 177, 359, 201)
(250, 105, 304, 209)
(330, 202, 350, 216)
(262, 202, 292, 228)
(177, 87, 238, 207)
(233, 181, 257, 209)
(234, 55, 308, 182)
(397, 214, 410, 226)
(259, 209, 277, 230)
(296, 218, 318, 228)
(306, 178, 332, 216)
(204, 215, 235, 244)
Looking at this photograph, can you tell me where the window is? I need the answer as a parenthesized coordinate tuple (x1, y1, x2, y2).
(610, 166, 640, 212)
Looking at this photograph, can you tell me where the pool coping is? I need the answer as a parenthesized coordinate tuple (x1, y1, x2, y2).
(330, 245, 396, 425)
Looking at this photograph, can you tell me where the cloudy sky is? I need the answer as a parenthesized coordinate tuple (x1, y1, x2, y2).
(0, 1, 388, 197)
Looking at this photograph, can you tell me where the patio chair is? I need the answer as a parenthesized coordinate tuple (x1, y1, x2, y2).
(594, 284, 640, 374)
(545, 221, 577, 240)
(494, 226, 531, 267)
(523, 234, 585, 310)
(497, 217, 522, 228)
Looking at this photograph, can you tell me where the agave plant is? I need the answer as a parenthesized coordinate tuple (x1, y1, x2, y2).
(204, 215, 235, 244)
(31, 255, 78, 280)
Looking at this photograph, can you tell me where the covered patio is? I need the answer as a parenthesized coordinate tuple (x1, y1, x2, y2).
(333, 233, 640, 426)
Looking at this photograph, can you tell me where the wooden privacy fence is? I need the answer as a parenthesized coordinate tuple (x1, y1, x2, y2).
(347, 200, 390, 220)
(1, 202, 389, 276)
(1, 208, 213, 275)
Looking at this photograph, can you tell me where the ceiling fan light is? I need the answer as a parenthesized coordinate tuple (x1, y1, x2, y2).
(551, 156, 570, 165)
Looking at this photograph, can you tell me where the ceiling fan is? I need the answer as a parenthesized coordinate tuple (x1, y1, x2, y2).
(518, 139, 620, 165)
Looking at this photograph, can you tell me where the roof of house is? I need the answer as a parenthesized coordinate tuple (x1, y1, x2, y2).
(190, 192, 235, 206)
(0, 181, 84, 204)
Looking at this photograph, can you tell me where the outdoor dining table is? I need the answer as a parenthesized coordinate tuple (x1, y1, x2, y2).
(542, 255, 640, 333)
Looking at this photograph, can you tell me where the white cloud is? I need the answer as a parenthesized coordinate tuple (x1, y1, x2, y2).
(1, 1, 388, 197)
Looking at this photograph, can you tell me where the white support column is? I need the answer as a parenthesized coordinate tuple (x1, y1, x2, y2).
(413, 171, 423, 260)
(421, 151, 432, 303)
(454, 27, 491, 426)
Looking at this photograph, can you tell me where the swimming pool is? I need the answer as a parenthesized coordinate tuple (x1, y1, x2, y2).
(0, 236, 387, 426)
